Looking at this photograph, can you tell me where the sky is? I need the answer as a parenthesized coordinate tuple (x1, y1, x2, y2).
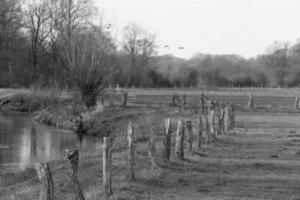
(94, 0, 300, 59)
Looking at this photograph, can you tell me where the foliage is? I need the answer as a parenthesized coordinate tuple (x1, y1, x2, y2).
(2, 1, 300, 90)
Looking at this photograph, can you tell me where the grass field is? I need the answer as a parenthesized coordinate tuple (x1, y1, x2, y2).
(2, 88, 300, 200)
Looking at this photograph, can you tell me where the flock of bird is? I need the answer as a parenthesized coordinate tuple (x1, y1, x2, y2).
(164, 45, 184, 50)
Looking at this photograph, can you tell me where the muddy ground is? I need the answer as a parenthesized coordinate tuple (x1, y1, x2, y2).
(2, 89, 300, 199)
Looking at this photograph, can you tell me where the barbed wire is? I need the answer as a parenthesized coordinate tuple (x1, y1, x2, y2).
(54, 178, 73, 196)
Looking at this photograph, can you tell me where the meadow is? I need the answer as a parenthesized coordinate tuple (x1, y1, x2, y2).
(1, 88, 300, 200)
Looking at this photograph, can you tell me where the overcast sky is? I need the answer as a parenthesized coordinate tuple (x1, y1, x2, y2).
(94, 0, 300, 59)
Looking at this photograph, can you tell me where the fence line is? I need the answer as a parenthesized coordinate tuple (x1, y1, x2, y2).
(4, 93, 239, 199)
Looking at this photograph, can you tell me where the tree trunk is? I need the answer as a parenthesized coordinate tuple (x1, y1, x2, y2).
(198, 115, 203, 151)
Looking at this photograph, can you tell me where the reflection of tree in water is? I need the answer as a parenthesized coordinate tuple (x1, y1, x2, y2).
(30, 124, 37, 160)
(0, 114, 102, 170)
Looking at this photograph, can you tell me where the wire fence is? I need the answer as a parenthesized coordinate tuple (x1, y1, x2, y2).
(1, 92, 239, 200)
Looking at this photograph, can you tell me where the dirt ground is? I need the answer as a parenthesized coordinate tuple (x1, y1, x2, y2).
(2, 88, 300, 200)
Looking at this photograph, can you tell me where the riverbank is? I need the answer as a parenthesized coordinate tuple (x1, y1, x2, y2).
(2, 89, 300, 199)
(3, 111, 300, 199)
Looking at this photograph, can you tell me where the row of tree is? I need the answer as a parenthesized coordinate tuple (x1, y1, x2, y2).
(0, 0, 157, 107)
(1, 0, 300, 107)
(151, 41, 300, 88)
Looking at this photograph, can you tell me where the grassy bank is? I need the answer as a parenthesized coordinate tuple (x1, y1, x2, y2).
(2, 88, 300, 199)
(3, 111, 300, 199)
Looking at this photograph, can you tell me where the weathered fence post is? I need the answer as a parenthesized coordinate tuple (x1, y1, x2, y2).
(163, 118, 171, 161)
(200, 93, 205, 114)
(295, 97, 299, 109)
(127, 120, 135, 181)
(220, 107, 225, 135)
(205, 114, 210, 144)
(148, 128, 157, 169)
(198, 115, 203, 150)
(182, 94, 186, 110)
(224, 105, 230, 133)
(230, 103, 235, 129)
(102, 137, 113, 196)
(65, 149, 85, 200)
(175, 120, 185, 160)
(172, 94, 176, 107)
(205, 100, 212, 144)
(248, 93, 254, 110)
(35, 162, 54, 200)
(186, 120, 193, 153)
(216, 102, 222, 136)
(122, 91, 128, 107)
(209, 109, 216, 139)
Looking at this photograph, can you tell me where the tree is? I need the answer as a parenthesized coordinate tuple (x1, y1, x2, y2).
(263, 42, 291, 87)
(64, 26, 116, 107)
(25, 0, 51, 85)
(0, 0, 24, 86)
(122, 23, 157, 87)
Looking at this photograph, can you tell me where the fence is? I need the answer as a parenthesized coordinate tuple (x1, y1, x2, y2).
(2, 93, 237, 200)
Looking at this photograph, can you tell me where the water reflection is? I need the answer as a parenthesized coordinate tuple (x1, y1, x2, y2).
(0, 114, 101, 171)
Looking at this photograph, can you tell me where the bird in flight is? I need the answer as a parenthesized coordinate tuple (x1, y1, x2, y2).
(164, 45, 170, 50)
(178, 47, 184, 50)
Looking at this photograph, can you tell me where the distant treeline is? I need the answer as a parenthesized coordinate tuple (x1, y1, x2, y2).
(1, 0, 300, 90)
(151, 42, 300, 88)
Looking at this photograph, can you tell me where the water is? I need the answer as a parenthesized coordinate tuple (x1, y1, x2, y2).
(0, 113, 102, 171)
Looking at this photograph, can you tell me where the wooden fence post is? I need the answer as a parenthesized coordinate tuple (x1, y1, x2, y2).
(220, 107, 225, 135)
(248, 93, 254, 110)
(172, 94, 176, 107)
(163, 118, 171, 161)
(295, 97, 299, 109)
(224, 105, 230, 133)
(230, 103, 235, 129)
(127, 120, 135, 181)
(200, 94, 205, 115)
(182, 94, 186, 110)
(216, 102, 222, 136)
(175, 120, 185, 160)
(102, 137, 113, 196)
(198, 115, 203, 151)
(186, 120, 193, 153)
(35, 162, 54, 200)
(122, 91, 128, 107)
(65, 149, 85, 200)
(205, 113, 210, 144)
(148, 128, 157, 169)
(209, 109, 216, 139)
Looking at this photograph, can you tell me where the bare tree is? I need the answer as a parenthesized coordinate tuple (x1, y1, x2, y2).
(65, 26, 116, 107)
(122, 23, 157, 87)
(25, 0, 51, 85)
(263, 41, 291, 87)
(0, 0, 23, 85)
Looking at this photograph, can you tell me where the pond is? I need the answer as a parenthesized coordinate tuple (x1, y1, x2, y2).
(0, 113, 102, 171)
